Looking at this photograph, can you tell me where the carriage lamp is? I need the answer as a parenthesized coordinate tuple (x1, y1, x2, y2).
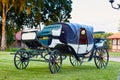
(81, 30, 85, 35)
(109, 0, 120, 9)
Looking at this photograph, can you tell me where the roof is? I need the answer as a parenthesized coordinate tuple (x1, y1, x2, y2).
(107, 32, 120, 39)
(54, 22, 94, 44)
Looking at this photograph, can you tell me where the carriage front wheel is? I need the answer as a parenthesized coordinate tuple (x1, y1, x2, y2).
(14, 49, 29, 69)
(49, 50, 62, 74)
(94, 48, 109, 69)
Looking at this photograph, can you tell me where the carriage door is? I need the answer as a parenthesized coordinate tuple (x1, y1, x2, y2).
(78, 28, 88, 54)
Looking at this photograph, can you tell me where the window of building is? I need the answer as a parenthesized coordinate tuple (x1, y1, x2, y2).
(113, 39, 116, 45)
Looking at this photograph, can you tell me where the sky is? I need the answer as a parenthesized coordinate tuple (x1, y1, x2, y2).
(70, 0, 120, 33)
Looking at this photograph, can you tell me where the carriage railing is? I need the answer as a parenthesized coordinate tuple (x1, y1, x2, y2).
(93, 31, 107, 48)
(94, 38, 107, 48)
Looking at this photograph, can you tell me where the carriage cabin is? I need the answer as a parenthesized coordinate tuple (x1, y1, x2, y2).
(19, 22, 93, 54)
(107, 32, 120, 52)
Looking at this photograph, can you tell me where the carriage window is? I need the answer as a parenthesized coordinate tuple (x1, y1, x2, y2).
(79, 28, 88, 44)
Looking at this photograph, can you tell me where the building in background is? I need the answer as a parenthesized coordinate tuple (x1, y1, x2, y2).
(108, 32, 120, 52)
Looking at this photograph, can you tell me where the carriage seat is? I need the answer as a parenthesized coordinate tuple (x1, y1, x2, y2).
(37, 24, 62, 37)
(37, 24, 62, 46)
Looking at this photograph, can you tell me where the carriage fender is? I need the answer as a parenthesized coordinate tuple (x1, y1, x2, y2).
(54, 44, 80, 61)
(54, 44, 73, 54)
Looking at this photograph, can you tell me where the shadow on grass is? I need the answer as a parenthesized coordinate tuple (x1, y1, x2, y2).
(26, 66, 50, 74)
(24, 64, 98, 74)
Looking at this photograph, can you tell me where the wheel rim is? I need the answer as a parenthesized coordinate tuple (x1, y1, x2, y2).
(49, 50, 62, 74)
(94, 48, 109, 69)
(14, 50, 29, 69)
(69, 55, 83, 66)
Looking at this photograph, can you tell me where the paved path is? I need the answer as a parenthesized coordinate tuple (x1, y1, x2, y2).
(109, 57, 120, 62)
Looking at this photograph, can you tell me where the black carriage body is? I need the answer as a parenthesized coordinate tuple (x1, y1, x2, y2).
(21, 23, 94, 55)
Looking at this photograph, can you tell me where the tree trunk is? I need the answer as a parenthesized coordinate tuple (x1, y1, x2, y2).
(1, 3, 6, 51)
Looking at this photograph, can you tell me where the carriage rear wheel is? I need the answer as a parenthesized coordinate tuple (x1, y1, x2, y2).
(94, 48, 109, 69)
(69, 55, 83, 66)
(14, 49, 29, 69)
(49, 50, 62, 74)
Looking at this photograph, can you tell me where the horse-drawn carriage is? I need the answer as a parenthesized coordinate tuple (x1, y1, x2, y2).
(14, 22, 109, 74)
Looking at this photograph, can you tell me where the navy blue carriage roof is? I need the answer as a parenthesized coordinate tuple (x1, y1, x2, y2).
(53, 22, 94, 44)
(37, 22, 93, 45)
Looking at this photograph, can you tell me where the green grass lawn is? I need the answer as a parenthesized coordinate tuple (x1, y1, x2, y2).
(109, 51, 120, 57)
(0, 51, 120, 80)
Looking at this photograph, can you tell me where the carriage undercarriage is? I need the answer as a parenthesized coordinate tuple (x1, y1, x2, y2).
(14, 23, 109, 74)
(14, 44, 109, 74)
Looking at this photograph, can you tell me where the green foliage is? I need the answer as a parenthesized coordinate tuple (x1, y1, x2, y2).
(94, 32, 113, 38)
(6, 48, 19, 52)
(41, 0, 72, 25)
(6, 25, 15, 47)
(5, 0, 72, 28)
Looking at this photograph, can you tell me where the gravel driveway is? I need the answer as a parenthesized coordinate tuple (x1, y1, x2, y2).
(109, 57, 120, 62)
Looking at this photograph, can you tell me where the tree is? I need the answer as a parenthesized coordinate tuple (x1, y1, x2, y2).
(0, 0, 11, 50)
(10, 0, 72, 26)
(0, 0, 72, 50)
(41, 0, 72, 25)
(0, 0, 28, 50)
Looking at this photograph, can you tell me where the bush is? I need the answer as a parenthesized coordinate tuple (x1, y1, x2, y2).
(6, 48, 20, 52)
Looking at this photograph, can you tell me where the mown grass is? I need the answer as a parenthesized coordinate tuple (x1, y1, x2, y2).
(109, 51, 120, 57)
(0, 51, 120, 80)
